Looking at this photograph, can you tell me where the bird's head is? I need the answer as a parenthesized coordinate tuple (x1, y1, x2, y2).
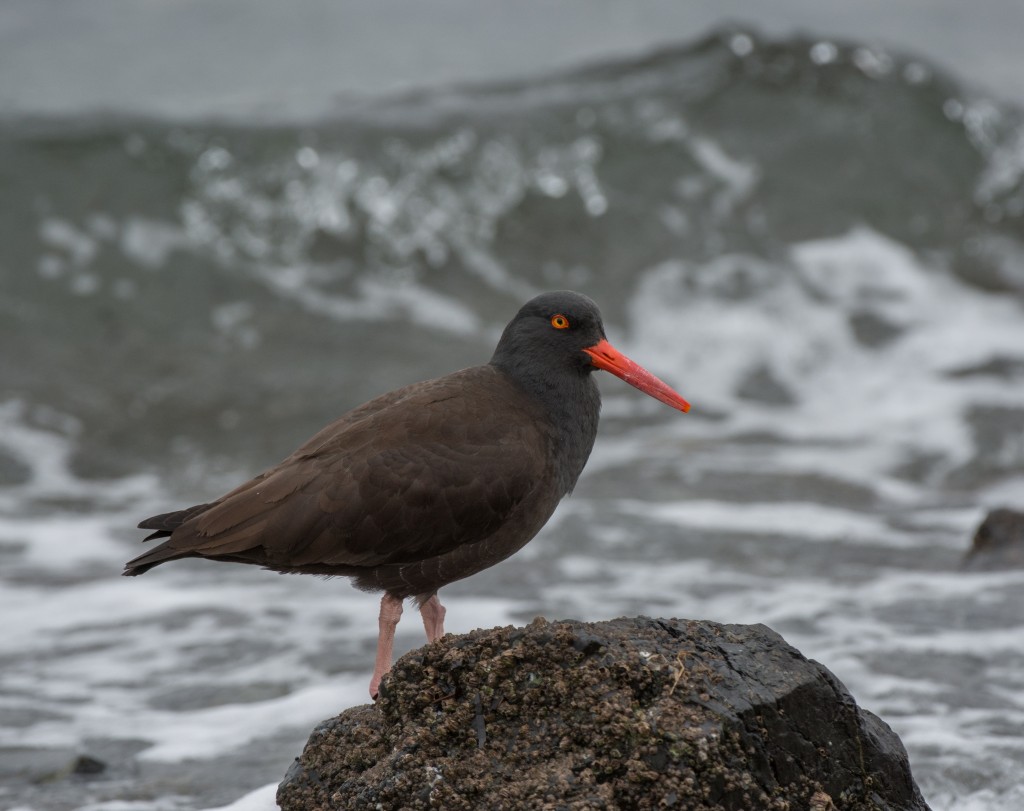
(490, 291, 690, 414)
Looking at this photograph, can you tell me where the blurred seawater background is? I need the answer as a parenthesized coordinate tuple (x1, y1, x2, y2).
(2, 3, 1024, 809)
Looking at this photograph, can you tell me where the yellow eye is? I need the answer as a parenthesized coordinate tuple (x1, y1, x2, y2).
(550, 314, 570, 330)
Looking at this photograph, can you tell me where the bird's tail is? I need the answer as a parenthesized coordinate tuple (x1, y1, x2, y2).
(123, 503, 212, 576)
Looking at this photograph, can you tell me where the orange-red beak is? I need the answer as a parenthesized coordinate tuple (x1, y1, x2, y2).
(583, 339, 690, 413)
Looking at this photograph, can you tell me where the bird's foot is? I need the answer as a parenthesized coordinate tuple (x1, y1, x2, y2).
(420, 593, 447, 643)
(370, 593, 404, 700)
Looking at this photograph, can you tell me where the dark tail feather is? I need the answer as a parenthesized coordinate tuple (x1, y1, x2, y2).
(123, 541, 195, 576)
(125, 503, 214, 576)
(137, 503, 213, 533)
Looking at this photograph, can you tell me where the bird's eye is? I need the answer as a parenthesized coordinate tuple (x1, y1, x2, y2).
(550, 314, 570, 330)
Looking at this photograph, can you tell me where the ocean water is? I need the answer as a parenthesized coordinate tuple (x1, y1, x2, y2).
(2, 27, 1024, 811)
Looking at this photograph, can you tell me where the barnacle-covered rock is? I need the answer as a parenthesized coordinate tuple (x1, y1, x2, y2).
(279, 617, 929, 810)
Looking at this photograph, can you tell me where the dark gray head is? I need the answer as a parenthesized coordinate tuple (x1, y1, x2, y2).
(489, 290, 607, 381)
(489, 291, 608, 494)
(490, 290, 689, 415)
(489, 290, 690, 493)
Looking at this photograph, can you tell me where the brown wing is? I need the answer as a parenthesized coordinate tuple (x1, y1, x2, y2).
(127, 366, 551, 575)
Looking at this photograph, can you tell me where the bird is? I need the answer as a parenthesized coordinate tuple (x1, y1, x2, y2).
(124, 291, 690, 698)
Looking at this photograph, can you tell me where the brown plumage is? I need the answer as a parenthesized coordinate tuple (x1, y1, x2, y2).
(125, 291, 689, 697)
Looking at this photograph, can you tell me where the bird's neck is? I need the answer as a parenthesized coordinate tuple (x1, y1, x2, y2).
(490, 360, 601, 496)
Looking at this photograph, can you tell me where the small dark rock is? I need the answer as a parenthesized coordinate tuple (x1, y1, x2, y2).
(70, 755, 107, 775)
(849, 310, 904, 348)
(306, 226, 362, 264)
(964, 508, 1024, 570)
(278, 617, 929, 811)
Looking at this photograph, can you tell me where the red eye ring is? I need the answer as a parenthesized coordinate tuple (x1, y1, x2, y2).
(550, 314, 570, 330)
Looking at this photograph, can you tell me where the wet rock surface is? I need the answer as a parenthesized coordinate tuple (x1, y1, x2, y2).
(964, 508, 1024, 570)
(278, 617, 929, 810)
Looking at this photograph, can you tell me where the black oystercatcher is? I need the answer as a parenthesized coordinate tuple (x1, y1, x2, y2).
(124, 291, 690, 697)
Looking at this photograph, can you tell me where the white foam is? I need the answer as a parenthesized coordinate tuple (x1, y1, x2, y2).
(626, 228, 1024, 493)
(39, 217, 99, 267)
(619, 497, 900, 543)
(198, 784, 279, 811)
(120, 217, 194, 269)
(138, 681, 364, 762)
(930, 788, 1024, 811)
(0, 400, 159, 511)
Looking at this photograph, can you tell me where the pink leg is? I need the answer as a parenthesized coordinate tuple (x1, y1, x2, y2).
(369, 593, 403, 699)
(420, 593, 447, 643)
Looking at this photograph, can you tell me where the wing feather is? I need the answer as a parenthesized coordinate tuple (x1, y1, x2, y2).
(145, 367, 551, 574)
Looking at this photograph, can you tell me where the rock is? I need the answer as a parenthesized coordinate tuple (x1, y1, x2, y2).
(278, 617, 929, 811)
(964, 508, 1024, 570)
(70, 754, 107, 775)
